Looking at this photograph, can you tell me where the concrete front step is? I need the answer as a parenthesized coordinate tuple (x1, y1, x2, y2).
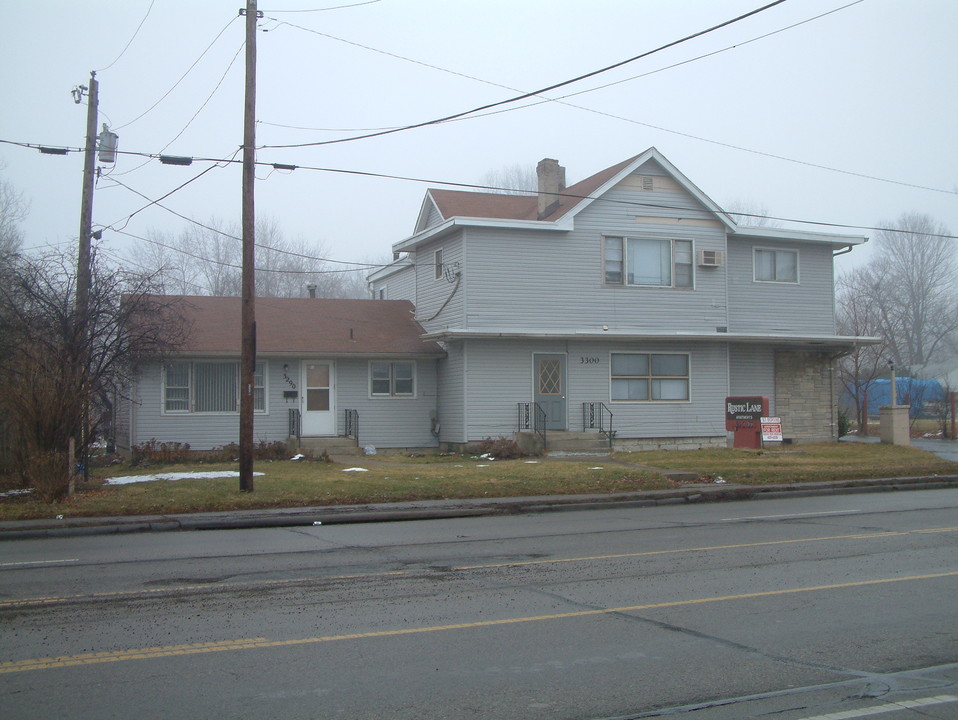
(293, 436, 362, 456)
(518, 431, 613, 453)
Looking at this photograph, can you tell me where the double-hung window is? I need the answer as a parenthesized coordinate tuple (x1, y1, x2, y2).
(611, 353, 689, 402)
(370, 361, 415, 397)
(604, 236, 693, 288)
(754, 247, 798, 283)
(163, 361, 266, 413)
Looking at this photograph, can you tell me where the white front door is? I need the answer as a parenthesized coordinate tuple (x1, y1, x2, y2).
(301, 361, 335, 436)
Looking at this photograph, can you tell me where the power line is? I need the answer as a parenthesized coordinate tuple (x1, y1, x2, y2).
(97, 0, 156, 72)
(264, 0, 382, 11)
(114, 16, 239, 131)
(4, 137, 955, 240)
(108, 41, 246, 179)
(266, 0, 950, 198)
(258, 0, 791, 149)
(113, 228, 379, 275)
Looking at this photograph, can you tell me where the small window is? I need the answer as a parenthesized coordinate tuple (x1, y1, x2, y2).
(754, 248, 798, 283)
(163, 362, 191, 413)
(434, 249, 443, 280)
(611, 353, 689, 402)
(604, 237, 693, 288)
(370, 361, 415, 397)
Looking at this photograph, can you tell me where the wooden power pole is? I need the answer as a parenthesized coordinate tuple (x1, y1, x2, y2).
(77, 71, 98, 343)
(239, 0, 259, 492)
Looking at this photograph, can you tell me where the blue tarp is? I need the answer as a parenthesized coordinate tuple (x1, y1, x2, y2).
(853, 377, 944, 417)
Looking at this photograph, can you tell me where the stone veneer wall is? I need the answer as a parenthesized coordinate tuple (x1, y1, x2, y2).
(774, 351, 837, 443)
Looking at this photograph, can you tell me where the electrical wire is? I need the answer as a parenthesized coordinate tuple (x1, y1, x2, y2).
(109, 41, 246, 179)
(97, 0, 156, 72)
(4, 136, 955, 240)
(114, 16, 239, 131)
(258, 0, 791, 149)
(265, 0, 381, 11)
(112, 228, 379, 275)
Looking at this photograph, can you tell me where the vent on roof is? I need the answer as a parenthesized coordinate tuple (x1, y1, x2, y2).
(640, 176, 654, 192)
(697, 249, 724, 267)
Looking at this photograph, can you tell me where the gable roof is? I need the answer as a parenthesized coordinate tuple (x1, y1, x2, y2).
(395, 148, 738, 252)
(157, 296, 444, 358)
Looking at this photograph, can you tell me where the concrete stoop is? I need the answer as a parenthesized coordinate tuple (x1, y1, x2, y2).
(544, 431, 614, 452)
(291, 436, 362, 456)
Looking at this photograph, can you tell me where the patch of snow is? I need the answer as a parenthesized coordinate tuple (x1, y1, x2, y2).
(476, 464, 490, 467)
(363, 445, 377, 455)
(524, 461, 540, 464)
(0, 488, 33, 498)
(714, 477, 727, 484)
(588, 467, 604, 470)
(290, 453, 305, 461)
(106, 471, 264, 486)
(342, 467, 368, 472)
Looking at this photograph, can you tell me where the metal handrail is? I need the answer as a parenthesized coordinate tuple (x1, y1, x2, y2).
(582, 402, 615, 449)
(288, 408, 301, 439)
(517, 402, 547, 448)
(344, 409, 359, 439)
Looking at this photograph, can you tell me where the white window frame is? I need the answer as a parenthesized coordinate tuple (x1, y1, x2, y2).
(162, 361, 268, 415)
(609, 352, 691, 403)
(369, 360, 417, 398)
(602, 235, 694, 289)
(753, 246, 799, 284)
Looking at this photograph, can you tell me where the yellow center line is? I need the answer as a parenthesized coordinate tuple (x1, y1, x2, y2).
(2, 570, 956, 675)
(452, 527, 958, 570)
(3, 528, 955, 609)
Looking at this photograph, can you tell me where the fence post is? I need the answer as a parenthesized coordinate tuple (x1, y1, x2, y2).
(861, 390, 868, 436)
(951, 391, 956, 440)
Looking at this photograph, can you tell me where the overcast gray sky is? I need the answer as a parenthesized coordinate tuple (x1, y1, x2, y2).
(2, 0, 955, 277)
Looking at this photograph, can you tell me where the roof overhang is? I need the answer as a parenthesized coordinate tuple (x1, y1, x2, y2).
(166, 349, 446, 360)
(393, 215, 570, 254)
(423, 328, 881, 353)
(730, 225, 868, 246)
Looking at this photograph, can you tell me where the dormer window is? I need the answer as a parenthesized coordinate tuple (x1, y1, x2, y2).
(603, 236, 693, 288)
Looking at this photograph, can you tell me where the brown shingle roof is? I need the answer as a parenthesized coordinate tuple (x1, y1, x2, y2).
(429, 154, 640, 223)
(163, 296, 444, 357)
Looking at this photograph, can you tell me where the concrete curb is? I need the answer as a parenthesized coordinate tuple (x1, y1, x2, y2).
(1, 474, 956, 541)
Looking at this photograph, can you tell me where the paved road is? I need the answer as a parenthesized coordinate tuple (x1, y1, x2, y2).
(2, 490, 956, 719)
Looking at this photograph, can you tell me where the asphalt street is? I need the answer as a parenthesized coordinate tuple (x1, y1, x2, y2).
(1, 489, 956, 719)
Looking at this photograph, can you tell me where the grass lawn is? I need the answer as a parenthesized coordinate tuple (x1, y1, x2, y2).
(0, 443, 954, 521)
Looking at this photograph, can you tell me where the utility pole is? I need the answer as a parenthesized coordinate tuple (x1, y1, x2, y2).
(76, 71, 98, 342)
(239, 0, 260, 492)
(73, 71, 99, 494)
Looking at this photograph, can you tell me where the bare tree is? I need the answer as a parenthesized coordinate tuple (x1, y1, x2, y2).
(125, 216, 371, 298)
(836, 269, 887, 430)
(724, 199, 782, 228)
(864, 212, 957, 369)
(479, 164, 537, 195)
(0, 169, 29, 259)
(0, 246, 188, 497)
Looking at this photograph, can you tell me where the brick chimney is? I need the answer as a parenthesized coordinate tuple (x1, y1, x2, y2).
(536, 158, 566, 220)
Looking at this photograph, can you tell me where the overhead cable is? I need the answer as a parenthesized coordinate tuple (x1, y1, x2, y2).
(258, 0, 790, 149)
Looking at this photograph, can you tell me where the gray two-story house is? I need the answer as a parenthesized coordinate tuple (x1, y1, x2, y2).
(119, 148, 872, 454)
(369, 147, 871, 450)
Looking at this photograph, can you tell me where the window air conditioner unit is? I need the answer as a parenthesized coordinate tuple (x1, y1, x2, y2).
(697, 249, 724, 267)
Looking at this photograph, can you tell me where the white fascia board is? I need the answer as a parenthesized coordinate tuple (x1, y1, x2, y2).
(367, 257, 413, 283)
(730, 225, 868, 246)
(392, 215, 570, 253)
(422, 327, 881, 347)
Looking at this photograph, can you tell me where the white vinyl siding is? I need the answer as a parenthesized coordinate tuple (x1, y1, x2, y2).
(162, 361, 266, 414)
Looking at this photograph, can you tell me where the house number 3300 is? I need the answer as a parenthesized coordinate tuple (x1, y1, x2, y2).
(579, 356, 600, 364)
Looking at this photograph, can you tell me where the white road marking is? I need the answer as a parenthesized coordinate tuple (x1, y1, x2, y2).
(795, 694, 958, 719)
(721, 510, 861, 521)
(0, 559, 79, 568)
